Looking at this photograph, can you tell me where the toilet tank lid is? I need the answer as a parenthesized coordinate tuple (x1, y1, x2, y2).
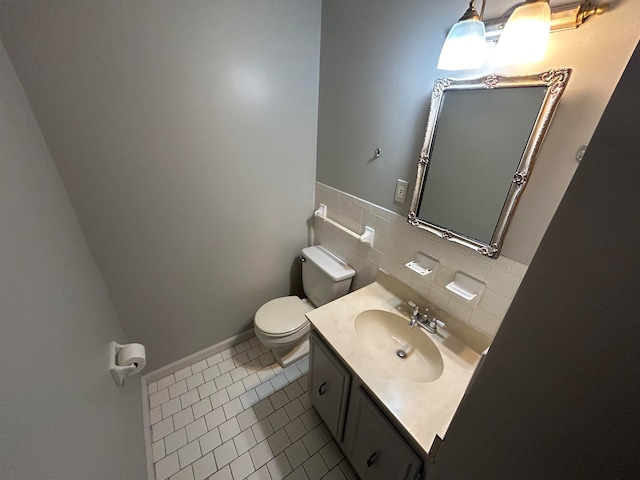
(302, 245, 355, 282)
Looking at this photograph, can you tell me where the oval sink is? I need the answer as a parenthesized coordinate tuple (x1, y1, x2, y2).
(354, 309, 444, 383)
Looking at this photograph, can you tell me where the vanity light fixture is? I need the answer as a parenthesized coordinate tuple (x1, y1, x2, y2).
(437, 0, 610, 71)
(494, 0, 551, 65)
(437, 0, 486, 70)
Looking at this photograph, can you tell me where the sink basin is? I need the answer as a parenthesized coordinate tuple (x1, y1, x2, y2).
(354, 309, 444, 383)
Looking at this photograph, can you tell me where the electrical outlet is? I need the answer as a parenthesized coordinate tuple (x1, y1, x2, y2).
(394, 179, 409, 203)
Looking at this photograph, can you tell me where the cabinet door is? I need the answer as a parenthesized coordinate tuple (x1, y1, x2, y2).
(345, 387, 422, 480)
(309, 333, 351, 441)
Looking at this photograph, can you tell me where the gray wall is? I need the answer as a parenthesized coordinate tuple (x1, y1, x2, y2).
(427, 41, 640, 479)
(317, 0, 640, 265)
(0, 40, 145, 479)
(0, 0, 322, 370)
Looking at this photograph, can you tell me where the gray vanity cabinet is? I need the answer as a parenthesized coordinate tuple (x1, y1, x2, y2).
(310, 331, 424, 480)
(309, 331, 351, 441)
(343, 386, 422, 480)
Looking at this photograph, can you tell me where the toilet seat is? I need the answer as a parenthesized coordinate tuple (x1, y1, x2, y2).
(254, 296, 314, 337)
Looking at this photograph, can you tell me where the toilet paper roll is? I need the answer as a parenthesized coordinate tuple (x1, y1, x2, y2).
(117, 343, 146, 375)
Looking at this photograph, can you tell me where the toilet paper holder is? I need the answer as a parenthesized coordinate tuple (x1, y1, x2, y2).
(109, 341, 146, 386)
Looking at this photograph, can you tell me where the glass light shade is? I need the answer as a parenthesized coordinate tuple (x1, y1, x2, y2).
(494, 1, 551, 65)
(437, 18, 486, 71)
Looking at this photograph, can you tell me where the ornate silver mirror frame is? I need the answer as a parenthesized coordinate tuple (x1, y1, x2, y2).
(408, 69, 571, 258)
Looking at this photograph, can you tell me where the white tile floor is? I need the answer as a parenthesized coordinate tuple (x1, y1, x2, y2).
(146, 336, 360, 480)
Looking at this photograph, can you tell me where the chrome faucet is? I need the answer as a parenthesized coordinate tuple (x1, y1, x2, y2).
(407, 301, 446, 334)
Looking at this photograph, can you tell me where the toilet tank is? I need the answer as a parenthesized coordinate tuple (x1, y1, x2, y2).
(301, 245, 355, 307)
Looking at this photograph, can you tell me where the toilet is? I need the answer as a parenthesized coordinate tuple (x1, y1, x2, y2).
(254, 245, 355, 367)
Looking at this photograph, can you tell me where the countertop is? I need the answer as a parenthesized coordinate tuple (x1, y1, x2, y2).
(306, 280, 481, 454)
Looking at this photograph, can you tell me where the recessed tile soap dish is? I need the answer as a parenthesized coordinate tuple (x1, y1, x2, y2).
(446, 272, 485, 301)
(406, 252, 439, 276)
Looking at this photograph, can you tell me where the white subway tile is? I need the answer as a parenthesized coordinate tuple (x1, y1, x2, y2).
(205, 406, 226, 430)
(169, 380, 188, 399)
(256, 381, 276, 400)
(165, 427, 188, 455)
(284, 398, 305, 421)
(213, 439, 238, 469)
(178, 440, 201, 469)
(485, 267, 521, 298)
(427, 284, 451, 310)
(320, 441, 343, 470)
(510, 260, 528, 278)
(215, 373, 233, 391)
(198, 380, 218, 399)
(191, 360, 208, 374)
(150, 388, 171, 409)
(153, 417, 175, 442)
(199, 427, 222, 454)
(191, 397, 212, 420)
(437, 245, 465, 271)
(155, 452, 180, 480)
(470, 308, 502, 336)
(303, 451, 328, 480)
(301, 428, 324, 456)
(180, 389, 200, 409)
(227, 380, 246, 400)
(153, 439, 166, 462)
(239, 389, 260, 409)
(461, 255, 491, 280)
(206, 353, 223, 367)
(150, 406, 163, 425)
(173, 407, 195, 430)
(267, 451, 293, 480)
(174, 366, 193, 383)
(186, 417, 207, 443)
(219, 418, 241, 442)
(163, 397, 183, 419)
(192, 452, 217, 480)
(284, 418, 306, 443)
(237, 407, 259, 431)
(249, 439, 275, 469)
(223, 398, 244, 420)
(433, 265, 456, 289)
(247, 465, 273, 480)
(233, 428, 257, 455)
(186, 372, 205, 390)
(158, 374, 177, 391)
(230, 451, 255, 480)
(171, 466, 194, 480)
(446, 297, 474, 323)
(478, 288, 511, 318)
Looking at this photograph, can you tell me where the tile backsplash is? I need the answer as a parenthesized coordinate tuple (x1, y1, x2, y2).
(312, 182, 528, 338)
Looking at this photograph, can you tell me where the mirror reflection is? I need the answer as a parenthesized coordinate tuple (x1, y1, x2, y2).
(409, 70, 571, 258)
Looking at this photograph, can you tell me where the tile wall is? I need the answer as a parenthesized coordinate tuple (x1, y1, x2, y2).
(313, 182, 528, 338)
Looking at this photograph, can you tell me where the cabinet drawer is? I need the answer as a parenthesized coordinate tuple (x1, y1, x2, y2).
(309, 333, 351, 441)
(345, 387, 422, 480)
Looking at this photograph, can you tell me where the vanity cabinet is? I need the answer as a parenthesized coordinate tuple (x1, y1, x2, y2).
(309, 330, 351, 441)
(310, 331, 424, 480)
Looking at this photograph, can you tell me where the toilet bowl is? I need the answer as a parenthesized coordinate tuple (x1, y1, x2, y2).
(254, 245, 355, 367)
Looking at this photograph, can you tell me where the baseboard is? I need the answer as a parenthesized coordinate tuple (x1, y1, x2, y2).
(142, 329, 255, 384)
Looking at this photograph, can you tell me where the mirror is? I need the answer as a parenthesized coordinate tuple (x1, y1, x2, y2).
(408, 69, 571, 258)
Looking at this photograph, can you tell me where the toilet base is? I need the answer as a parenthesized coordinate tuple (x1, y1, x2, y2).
(272, 336, 309, 368)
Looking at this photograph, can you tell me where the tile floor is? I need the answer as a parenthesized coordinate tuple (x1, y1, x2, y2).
(146, 336, 360, 480)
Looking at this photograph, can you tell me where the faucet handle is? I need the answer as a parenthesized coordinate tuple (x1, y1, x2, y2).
(433, 318, 446, 330)
(408, 301, 420, 319)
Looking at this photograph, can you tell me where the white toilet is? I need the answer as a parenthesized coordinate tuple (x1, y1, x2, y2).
(254, 245, 355, 367)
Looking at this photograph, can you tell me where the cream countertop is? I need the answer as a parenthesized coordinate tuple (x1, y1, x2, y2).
(306, 280, 482, 454)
